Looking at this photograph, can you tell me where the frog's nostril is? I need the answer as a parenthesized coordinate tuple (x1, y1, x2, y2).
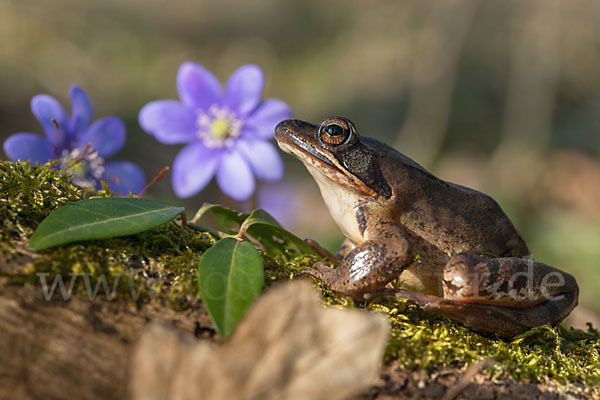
(274, 120, 290, 138)
(275, 119, 316, 136)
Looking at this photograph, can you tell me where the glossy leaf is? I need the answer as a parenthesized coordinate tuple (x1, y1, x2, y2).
(244, 209, 317, 258)
(198, 237, 264, 338)
(194, 204, 317, 258)
(241, 208, 282, 229)
(193, 203, 248, 234)
(29, 197, 184, 250)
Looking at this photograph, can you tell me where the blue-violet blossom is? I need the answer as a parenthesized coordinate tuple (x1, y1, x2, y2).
(3, 85, 146, 194)
(138, 62, 292, 201)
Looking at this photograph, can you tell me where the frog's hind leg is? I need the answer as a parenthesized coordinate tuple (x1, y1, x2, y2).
(379, 253, 579, 337)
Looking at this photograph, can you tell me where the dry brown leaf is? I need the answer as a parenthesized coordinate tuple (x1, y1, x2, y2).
(130, 280, 390, 400)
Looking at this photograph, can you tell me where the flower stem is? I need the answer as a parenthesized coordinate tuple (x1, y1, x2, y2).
(137, 166, 169, 197)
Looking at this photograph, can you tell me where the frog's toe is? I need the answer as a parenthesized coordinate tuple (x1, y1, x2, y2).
(301, 262, 338, 283)
(387, 288, 444, 308)
(300, 267, 319, 278)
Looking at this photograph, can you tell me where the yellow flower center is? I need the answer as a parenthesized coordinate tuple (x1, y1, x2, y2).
(196, 105, 243, 148)
(210, 118, 231, 139)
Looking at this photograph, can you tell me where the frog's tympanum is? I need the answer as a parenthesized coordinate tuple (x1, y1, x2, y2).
(275, 117, 579, 337)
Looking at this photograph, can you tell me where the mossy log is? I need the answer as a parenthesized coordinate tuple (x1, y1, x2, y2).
(0, 161, 598, 399)
(0, 274, 593, 400)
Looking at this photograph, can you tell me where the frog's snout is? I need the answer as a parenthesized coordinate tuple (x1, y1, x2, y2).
(274, 119, 291, 142)
(276, 119, 317, 139)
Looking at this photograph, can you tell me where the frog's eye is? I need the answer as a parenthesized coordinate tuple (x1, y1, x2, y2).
(318, 118, 353, 146)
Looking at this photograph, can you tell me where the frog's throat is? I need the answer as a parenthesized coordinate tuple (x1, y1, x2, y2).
(278, 139, 378, 197)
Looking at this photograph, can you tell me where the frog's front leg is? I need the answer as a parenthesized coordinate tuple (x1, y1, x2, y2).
(302, 221, 412, 298)
(303, 237, 354, 263)
(387, 253, 579, 337)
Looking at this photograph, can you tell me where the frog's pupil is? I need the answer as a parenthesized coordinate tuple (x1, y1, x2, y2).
(325, 124, 344, 136)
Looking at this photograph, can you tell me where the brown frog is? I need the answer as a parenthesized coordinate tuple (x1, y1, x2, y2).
(275, 116, 579, 337)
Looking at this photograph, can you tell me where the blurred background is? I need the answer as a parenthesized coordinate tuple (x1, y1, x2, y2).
(2, 0, 599, 320)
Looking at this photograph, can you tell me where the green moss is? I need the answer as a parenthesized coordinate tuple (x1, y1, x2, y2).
(376, 299, 600, 388)
(2, 160, 599, 395)
(25, 223, 215, 308)
(1, 160, 213, 308)
(0, 161, 110, 252)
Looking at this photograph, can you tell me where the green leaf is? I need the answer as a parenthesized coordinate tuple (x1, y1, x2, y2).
(29, 197, 185, 250)
(193, 204, 317, 259)
(198, 237, 264, 338)
(243, 209, 317, 258)
(241, 208, 282, 229)
(193, 203, 248, 234)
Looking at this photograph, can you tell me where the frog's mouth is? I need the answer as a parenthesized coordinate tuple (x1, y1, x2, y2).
(285, 134, 334, 167)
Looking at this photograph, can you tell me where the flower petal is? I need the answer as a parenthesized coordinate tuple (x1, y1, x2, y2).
(138, 100, 197, 144)
(102, 160, 146, 195)
(3, 133, 52, 164)
(257, 183, 299, 228)
(216, 149, 255, 201)
(243, 99, 292, 139)
(31, 94, 70, 146)
(69, 85, 93, 134)
(172, 142, 219, 198)
(237, 139, 283, 182)
(78, 116, 125, 158)
(223, 65, 264, 117)
(177, 62, 222, 111)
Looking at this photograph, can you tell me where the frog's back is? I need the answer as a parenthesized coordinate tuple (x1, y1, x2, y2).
(365, 137, 530, 257)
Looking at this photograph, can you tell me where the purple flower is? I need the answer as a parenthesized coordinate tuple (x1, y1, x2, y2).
(255, 183, 302, 228)
(3, 85, 146, 194)
(138, 62, 291, 201)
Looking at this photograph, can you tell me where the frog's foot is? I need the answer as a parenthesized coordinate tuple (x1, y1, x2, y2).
(363, 288, 439, 305)
(302, 262, 381, 299)
(301, 262, 335, 280)
(380, 287, 578, 338)
(300, 262, 348, 293)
